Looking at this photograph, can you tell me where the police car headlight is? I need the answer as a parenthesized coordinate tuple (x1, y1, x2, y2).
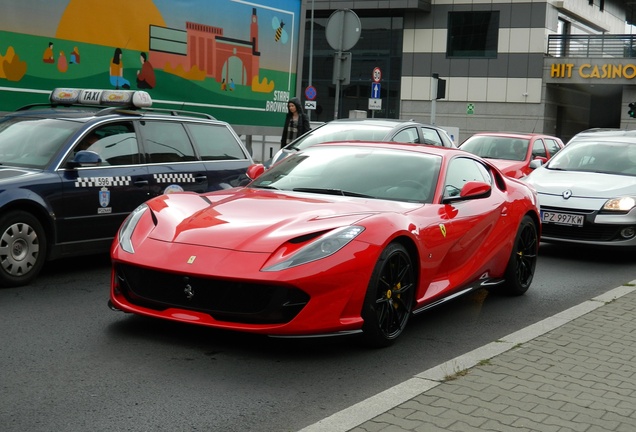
(262, 226, 365, 271)
(603, 197, 636, 212)
(119, 204, 148, 254)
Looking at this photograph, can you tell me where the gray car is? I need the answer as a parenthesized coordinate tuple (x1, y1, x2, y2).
(525, 131, 636, 248)
(265, 118, 455, 168)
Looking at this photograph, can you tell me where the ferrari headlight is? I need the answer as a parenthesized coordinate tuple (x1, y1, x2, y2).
(118, 204, 148, 254)
(603, 197, 636, 212)
(263, 226, 365, 271)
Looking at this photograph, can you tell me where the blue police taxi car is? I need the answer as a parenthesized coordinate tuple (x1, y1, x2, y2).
(0, 88, 253, 287)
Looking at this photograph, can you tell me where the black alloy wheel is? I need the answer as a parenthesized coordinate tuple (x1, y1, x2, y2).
(361, 242, 415, 348)
(502, 215, 538, 296)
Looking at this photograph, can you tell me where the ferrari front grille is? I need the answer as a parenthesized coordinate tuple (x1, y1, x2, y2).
(115, 264, 309, 324)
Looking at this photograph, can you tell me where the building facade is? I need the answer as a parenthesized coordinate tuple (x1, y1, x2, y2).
(303, 0, 635, 143)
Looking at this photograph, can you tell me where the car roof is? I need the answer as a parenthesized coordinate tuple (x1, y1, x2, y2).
(313, 140, 462, 156)
(8, 87, 224, 125)
(324, 118, 442, 129)
(468, 132, 556, 139)
(568, 128, 636, 143)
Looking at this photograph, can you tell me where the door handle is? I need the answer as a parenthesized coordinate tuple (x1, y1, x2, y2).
(133, 179, 149, 186)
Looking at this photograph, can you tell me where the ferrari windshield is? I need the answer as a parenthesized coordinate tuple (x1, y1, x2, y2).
(546, 140, 636, 176)
(0, 117, 80, 168)
(250, 145, 442, 203)
(461, 136, 529, 161)
(285, 123, 393, 151)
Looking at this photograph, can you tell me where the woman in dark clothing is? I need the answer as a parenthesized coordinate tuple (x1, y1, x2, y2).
(281, 97, 311, 146)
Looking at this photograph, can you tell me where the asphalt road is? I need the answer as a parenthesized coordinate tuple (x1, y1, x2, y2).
(1, 243, 635, 432)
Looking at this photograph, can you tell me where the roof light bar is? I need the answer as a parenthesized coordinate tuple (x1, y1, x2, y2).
(50, 88, 152, 108)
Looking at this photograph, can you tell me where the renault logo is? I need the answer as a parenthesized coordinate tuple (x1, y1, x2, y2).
(562, 189, 573, 199)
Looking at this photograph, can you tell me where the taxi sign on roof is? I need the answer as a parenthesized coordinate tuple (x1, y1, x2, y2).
(50, 88, 152, 108)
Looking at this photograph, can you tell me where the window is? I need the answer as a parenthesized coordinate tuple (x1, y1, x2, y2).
(544, 139, 562, 157)
(78, 122, 139, 165)
(421, 128, 444, 146)
(447, 11, 499, 58)
(444, 157, 492, 199)
(186, 123, 247, 160)
(139, 121, 196, 163)
(393, 127, 419, 144)
(531, 139, 547, 158)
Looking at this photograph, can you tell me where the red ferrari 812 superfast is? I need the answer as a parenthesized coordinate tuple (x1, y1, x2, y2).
(109, 142, 540, 347)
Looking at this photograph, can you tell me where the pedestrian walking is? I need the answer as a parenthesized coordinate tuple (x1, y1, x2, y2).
(280, 97, 310, 146)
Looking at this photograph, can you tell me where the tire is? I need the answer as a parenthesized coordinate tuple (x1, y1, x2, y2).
(0, 211, 47, 287)
(361, 242, 415, 348)
(501, 215, 538, 296)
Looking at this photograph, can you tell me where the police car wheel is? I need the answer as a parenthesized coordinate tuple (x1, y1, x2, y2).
(0, 211, 47, 287)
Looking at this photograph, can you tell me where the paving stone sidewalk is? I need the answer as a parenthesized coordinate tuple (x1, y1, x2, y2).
(300, 283, 636, 432)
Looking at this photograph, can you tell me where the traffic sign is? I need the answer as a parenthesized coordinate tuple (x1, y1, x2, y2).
(372, 67, 382, 83)
(371, 83, 381, 99)
(305, 85, 317, 101)
(368, 98, 382, 110)
(305, 100, 317, 110)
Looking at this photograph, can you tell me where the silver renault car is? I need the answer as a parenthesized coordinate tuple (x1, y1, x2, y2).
(525, 130, 636, 248)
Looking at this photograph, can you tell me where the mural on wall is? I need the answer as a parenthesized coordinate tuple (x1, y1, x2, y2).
(0, 0, 302, 128)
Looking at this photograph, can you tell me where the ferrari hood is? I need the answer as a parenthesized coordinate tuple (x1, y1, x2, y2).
(526, 169, 636, 198)
(145, 188, 420, 252)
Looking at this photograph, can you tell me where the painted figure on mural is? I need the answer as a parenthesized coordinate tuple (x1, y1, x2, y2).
(57, 51, 68, 72)
(136, 52, 156, 89)
(70, 47, 80, 64)
(109, 47, 131, 89)
(42, 42, 54, 63)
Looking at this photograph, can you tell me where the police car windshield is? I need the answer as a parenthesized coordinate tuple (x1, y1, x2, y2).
(0, 117, 81, 169)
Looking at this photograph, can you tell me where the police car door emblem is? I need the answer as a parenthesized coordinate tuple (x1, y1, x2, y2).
(98, 187, 112, 213)
(99, 187, 110, 207)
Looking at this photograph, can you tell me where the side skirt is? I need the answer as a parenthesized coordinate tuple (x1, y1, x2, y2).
(412, 278, 505, 316)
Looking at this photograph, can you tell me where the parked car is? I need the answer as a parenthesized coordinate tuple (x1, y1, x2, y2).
(566, 128, 636, 144)
(525, 132, 636, 248)
(265, 118, 456, 168)
(0, 88, 253, 287)
(109, 142, 540, 347)
(460, 132, 564, 178)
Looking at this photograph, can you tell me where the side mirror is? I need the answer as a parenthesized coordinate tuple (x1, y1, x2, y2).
(442, 181, 491, 204)
(67, 150, 102, 168)
(246, 163, 265, 180)
(529, 159, 543, 170)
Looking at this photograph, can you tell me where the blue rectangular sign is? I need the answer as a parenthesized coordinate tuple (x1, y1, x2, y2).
(371, 83, 381, 99)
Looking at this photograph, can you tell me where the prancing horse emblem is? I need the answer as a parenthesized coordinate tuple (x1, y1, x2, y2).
(183, 277, 194, 300)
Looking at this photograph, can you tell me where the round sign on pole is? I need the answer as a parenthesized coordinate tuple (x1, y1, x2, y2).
(305, 85, 317, 101)
(372, 67, 382, 83)
(325, 9, 361, 51)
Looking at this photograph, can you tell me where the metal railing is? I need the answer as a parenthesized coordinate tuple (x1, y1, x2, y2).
(547, 34, 636, 58)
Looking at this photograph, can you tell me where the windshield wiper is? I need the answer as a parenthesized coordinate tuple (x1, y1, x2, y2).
(252, 184, 280, 190)
(292, 187, 373, 198)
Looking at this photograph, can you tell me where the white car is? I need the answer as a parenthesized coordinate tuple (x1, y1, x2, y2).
(265, 118, 456, 168)
(525, 132, 636, 248)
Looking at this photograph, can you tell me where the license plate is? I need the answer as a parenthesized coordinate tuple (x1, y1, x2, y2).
(541, 211, 584, 226)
